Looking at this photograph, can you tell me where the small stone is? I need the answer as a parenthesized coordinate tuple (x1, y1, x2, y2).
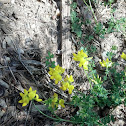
(2, 39, 6, 49)
(11, 0, 15, 4)
(5, 36, 13, 48)
(18, 48, 24, 54)
(0, 109, 6, 117)
(101, 51, 108, 60)
(56, 9, 60, 17)
(0, 99, 7, 108)
(5, 56, 11, 63)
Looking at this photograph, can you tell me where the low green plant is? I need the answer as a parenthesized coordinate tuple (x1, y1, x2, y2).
(19, 48, 126, 125)
(71, 2, 82, 38)
(18, 1, 126, 125)
(45, 51, 55, 68)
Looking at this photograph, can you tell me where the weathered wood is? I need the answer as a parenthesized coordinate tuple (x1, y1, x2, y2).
(0, 0, 11, 3)
(61, 0, 72, 69)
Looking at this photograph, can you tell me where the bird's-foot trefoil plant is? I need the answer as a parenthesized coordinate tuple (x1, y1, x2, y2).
(18, 48, 126, 125)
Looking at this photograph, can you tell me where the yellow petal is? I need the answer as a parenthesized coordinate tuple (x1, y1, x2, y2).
(59, 99, 65, 108)
(24, 89, 28, 95)
(50, 76, 54, 80)
(73, 53, 76, 56)
(19, 93, 24, 97)
(55, 80, 59, 84)
(83, 65, 88, 70)
(68, 85, 74, 94)
(28, 91, 36, 100)
(22, 102, 28, 107)
(28, 87, 32, 92)
(36, 99, 42, 102)
(69, 75, 74, 82)
(35, 94, 42, 102)
(18, 100, 23, 103)
(121, 52, 126, 60)
(53, 93, 58, 98)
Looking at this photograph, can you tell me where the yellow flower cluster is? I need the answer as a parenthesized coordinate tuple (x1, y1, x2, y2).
(48, 65, 65, 84)
(121, 52, 126, 60)
(48, 65, 74, 94)
(73, 50, 92, 70)
(99, 58, 112, 68)
(19, 87, 42, 107)
(60, 75, 74, 94)
(51, 93, 65, 108)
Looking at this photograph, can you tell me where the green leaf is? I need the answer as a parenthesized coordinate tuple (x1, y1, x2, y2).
(103, 76, 107, 81)
(46, 60, 50, 66)
(46, 56, 50, 59)
(124, 98, 126, 106)
(50, 54, 54, 58)
(51, 61, 55, 68)
(71, 2, 77, 9)
(111, 46, 117, 50)
(101, 115, 111, 125)
(76, 30, 82, 38)
(48, 51, 51, 57)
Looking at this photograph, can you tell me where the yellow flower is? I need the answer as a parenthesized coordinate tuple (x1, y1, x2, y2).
(64, 75, 74, 83)
(51, 93, 58, 108)
(59, 99, 65, 108)
(48, 65, 65, 84)
(60, 81, 69, 91)
(53, 93, 58, 102)
(121, 52, 126, 60)
(35, 94, 42, 102)
(73, 50, 92, 70)
(18, 87, 42, 107)
(18, 96, 29, 107)
(99, 58, 112, 68)
(28, 88, 36, 100)
(68, 85, 74, 94)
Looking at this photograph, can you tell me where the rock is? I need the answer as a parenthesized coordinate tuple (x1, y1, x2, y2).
(0, 98, 7, 108)
(5, 36, 13, 48)
(101, 51, 108, 60)
(0, 109, 6, 117)
(0, 0, 11, 4)
(4, 56, 11, 63)
(2, 39, 6, 49)
(18, 48, 24, 55)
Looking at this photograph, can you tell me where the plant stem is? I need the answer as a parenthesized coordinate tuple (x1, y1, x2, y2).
(83, 0, 97, 24)
(33, 102, 82, 124)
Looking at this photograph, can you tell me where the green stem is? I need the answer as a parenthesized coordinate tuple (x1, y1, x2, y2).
(83, 0, 97, 24)
(33, 102, 82, 124)
(84, 69, 93, 90)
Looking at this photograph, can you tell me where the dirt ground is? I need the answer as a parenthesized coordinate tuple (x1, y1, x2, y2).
(0, 0, 126, 125)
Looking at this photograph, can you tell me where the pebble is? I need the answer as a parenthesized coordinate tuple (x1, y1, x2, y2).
(18, 48, 24, 54)
(0, 98, 7, 108)
(101, 51, 108, 60)
(0, 109, 6, 117)
(5, 36, 13, 48)
(2, 39, 6, 49)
